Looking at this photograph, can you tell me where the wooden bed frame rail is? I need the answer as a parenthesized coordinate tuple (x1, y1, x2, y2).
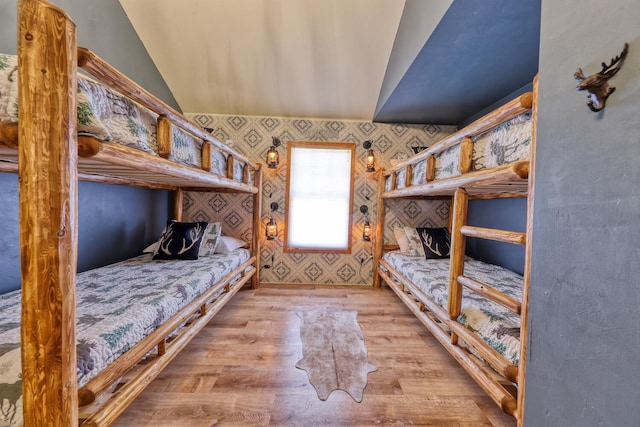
(1, 125, 262, 192)
(378, 261, 518, 416)
(76, 47, 258, 178)
(381, 91, 532, 195)
(0, 46, 260, 191)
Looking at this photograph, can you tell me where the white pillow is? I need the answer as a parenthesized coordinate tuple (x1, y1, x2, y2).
(214, 236, 248, 254)
(198, 222, 222, 256)
(393, 227, 409, 254)
(403, 226, 427, 258)
(143, 241, 159, 253)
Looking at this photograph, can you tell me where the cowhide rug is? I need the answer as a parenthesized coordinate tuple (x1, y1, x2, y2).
(296, 309, 377, 402)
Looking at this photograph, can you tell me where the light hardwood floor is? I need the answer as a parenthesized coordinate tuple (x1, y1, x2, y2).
(112, 285, 516, 426)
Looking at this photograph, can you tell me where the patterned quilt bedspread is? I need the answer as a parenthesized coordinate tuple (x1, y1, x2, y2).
(388, 112, 532, 191)
(0, 53, 248, 181)
(0, 249, 250, 427)
(382, 251, 522, 366)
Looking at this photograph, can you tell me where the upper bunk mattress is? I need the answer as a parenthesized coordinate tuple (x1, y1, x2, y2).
(382, 251, 522, 365)
(0, 53, 248, 180)
(389, 112, 532, 191)
(0, 248, 251, 398)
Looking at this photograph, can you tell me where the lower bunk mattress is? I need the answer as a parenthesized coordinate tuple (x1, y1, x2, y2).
(382, 251, 522, 366)
(0, 248, 251, 427)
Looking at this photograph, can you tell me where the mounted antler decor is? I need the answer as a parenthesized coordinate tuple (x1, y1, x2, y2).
(574, 42, 629, 112)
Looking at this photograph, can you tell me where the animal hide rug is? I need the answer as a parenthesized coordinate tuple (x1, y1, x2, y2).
(296, 309, 377, 402)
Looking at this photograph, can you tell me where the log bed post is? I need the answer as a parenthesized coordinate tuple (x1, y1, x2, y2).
(226, 154, 235, 180)
(517, 74, 538, 427)
(156, 115, 172, 158)
(372, 170, 386, 288)
(404, 164, 413, 188)
(459, 137, 473, 174)
(201, 141, 212, 172)
(252, 165, 263, 288)
(18, 0, 79, 425)
(448, 188, 468, 344)
(173, 188, 184, 221)
(426, 154, 435, 182)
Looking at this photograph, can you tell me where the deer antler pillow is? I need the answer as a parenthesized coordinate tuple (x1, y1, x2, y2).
(403, 226, 451, 259)
(152, 220, 207, 260)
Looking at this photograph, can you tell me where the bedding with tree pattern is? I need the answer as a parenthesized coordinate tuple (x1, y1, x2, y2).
(0, 249, 250, 427)
(382, 251, 522, 365)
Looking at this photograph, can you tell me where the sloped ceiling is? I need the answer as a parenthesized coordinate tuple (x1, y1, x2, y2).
(119, 0, 407, 121)
(375, 0, 541, 124)
(120, 0, 540, 126)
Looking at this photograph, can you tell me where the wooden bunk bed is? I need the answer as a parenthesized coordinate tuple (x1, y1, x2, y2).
(0, 1, 264, 426)
(373, 80, 538, 427)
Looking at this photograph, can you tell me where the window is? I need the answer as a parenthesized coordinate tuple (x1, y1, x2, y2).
(284, 141, 355, 253)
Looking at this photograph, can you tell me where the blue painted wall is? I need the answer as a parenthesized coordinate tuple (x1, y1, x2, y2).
(466, 198, 526, 275)
(0, 1, 175, 293)
(0, 174, 20, 292)
(0, 174, 169, 293)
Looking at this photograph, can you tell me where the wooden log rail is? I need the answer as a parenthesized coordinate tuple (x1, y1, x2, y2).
(381, 91, 532, 193)
(457, 223, 526, 315)
(381, 161, 529, 199)
(77, 48, 257, 170)
(460, 225, 526, 245)
(378, 260, 518, 416)
(0, 76, 260, 189)
(457, 275, 522, 314)
(79, 140, 258, 193)
(3, 137, 261, 193)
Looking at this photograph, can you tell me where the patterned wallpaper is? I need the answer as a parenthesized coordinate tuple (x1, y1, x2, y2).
(183, 113, 455, 286)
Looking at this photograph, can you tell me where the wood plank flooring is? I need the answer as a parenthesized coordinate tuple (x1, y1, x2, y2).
(112, 285, 516, 426)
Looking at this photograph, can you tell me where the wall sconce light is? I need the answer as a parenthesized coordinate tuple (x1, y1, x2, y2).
(266, 137, 281, 169)
(265, 202, 279, 240)
(360, 205, 372, 242)
(363, 140, 375, 173)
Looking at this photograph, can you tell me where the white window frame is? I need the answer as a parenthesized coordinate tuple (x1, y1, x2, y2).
(284, 141, 355, 254)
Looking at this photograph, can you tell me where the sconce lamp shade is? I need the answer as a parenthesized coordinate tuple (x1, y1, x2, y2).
(359, 204, 372, 242)
(265, 200, 279, 240)
(362, 219, 372, 242)
(267, 137, 282, 169)
(265, 216, 278, 240)
(266, 146, 279, 169)
(365, 149, 375, 173)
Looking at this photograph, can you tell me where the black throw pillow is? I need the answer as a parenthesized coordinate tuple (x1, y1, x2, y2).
(152, 221, 207, 260)
(415, 227, 451, 259)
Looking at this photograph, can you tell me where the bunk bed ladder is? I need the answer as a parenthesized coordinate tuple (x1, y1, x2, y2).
(447, 185, 528, 407)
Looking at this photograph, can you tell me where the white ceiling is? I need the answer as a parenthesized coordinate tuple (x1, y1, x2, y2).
(119, 0, 408, 121)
